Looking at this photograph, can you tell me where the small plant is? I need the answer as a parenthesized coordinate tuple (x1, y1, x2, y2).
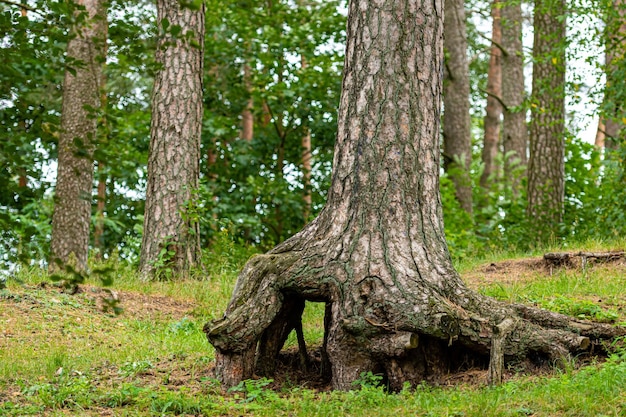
(168, 317, 197, 335)
(228, 378, 276, 403)
(119, 360, 154, 378)
(151, 238, 177, 281)
(352, 371, 383, 389)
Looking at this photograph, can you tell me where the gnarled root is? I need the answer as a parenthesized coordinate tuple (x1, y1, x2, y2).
(205, 251, 626, 391)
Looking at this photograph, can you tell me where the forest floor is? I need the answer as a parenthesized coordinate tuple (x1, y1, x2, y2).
(1, 248, 626, 416)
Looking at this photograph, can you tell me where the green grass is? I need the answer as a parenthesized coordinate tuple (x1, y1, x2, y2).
(1, 243, 625, 416)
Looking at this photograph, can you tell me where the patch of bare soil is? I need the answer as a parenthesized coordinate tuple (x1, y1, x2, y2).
(83, 286, 196, 320)
(462, 251, 626, 290)
(462, 257, 546, 289)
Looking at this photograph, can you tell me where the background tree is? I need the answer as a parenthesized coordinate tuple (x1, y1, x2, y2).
(501, 0, 527, 193)
(527, 0, 566, 243)
(206, 0, 622, 391)
(139, 0, 205, 279)
(443, 0, 473, 214)
(50, 0, 107, 271)
(480, 0, 503, 191)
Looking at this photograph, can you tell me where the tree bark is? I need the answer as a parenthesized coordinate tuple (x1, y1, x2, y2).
(480, 0, 503, 191)
(241, 63, 254, 142)
(140, 0, 204, 279)
(443, 0, 473, 214)
(501, 0, 527, 195)
(50, 0, 106, 271)
(527, 0, 566, 243)
(205, 0, 624, 391)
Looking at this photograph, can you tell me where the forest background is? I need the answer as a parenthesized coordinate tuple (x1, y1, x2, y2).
(0, 0, 625, 277)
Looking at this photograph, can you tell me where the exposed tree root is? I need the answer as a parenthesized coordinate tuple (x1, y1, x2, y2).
(205, 244, 626, 391)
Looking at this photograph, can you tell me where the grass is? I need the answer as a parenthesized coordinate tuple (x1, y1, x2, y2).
(1, 242, 625, 416)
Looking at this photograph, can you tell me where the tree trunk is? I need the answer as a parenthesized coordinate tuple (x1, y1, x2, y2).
(480, 0, 503, 191)
(205, 0, 624, 391)
(301, 55, 312, 223)
(443, 0, 473, 214)
(140, 0, 204, 279)
(527, 0, 566, 243)
(94, 162, 106, 254)
(241, 63, 254, 142)
(595, 117, 606, 149)
(50, 0, 106, 272)
(501, 0, 527, 195)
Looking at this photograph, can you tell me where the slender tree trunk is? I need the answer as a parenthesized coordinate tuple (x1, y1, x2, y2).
(595, 117, 606, 149)
(140, 0, 204, 279)
(94, 162, 106, 254)
(480, 0, 503, 191)
(205, 0, 623, 392)
(301, 56, 312, 222)
(50, 0, 106, 271)
(527, 0, 566, 243)
(501, 0, 527, 194)
(443, 0, 473, 214)
(241, 63, 254, 142)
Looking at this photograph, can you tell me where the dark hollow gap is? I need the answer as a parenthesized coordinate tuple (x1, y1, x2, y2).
(268, 299, 333, 388)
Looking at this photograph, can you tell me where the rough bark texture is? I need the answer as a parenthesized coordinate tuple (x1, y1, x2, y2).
(480, 0, 502, 190)
(50, 0, 106, 271)
(527, 0, 566, 242)
(501, 0, 527, 194)
(205, 0, 624, 391)
(140, 0, 204, 279)
(443, 0, 473, 214)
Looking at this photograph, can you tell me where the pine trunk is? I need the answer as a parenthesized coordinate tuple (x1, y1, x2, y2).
(527, 0, 566, 242)
(205, 0, 623, 391)
(50, 0, 106, 271)
(480, 0, 503, 191)
(301, 56, 312, 222)
(501, 0, 527, 193)
(443, 0, 473, 214)
(140, 0, 204, 279)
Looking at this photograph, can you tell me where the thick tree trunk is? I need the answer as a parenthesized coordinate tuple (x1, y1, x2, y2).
(50, 0, 106, 271)
(527, 0, 566, 242)
(443, 0, 473, 214)
(501, 0, 527, 195)
(206, 0, 624, 391)
(140, 0, 204, 279)
(480, 0, 503, 191)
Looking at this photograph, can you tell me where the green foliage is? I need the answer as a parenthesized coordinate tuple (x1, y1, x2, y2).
(229, 378, 277, 403)
(352, 371, 384, 389)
